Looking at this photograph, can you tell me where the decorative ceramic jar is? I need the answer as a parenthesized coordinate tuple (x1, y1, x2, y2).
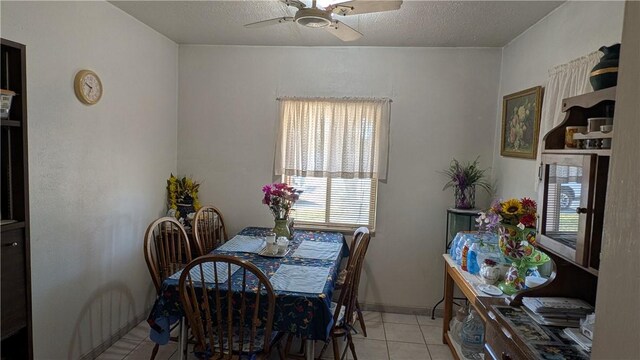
(590, 44, 620, 90)
(503, 263, 526, 293)
(272, 218, 291, 239)
(479, 260, 501, 285)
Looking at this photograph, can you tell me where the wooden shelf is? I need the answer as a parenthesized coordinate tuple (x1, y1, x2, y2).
(442, 254, 506, 360)
(542, 149, 611, 156)
(1, 37, 32, 359)
(573, 131, 613, 140)
(1, 120, 21, 127)
(444, 331, 465, 360)
(544, 88, 615, 151)
(561, 86, 616, 112)
(1, 221, 25, 232)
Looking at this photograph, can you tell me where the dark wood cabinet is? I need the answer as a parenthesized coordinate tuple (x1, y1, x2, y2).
(483, 318, 529, 360)
(1, 38, 32, 360)
(538, 87, 615, 274)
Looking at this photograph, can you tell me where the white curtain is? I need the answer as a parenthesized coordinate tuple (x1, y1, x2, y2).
(537, 51, 602, 161)
(275, 97, 390, 180)
(534, 51, 601, 189)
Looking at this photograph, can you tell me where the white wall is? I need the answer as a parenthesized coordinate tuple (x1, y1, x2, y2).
(178, 45, 501, 310)
(492, 1, 625, 199)
(592, 1, 640, 357)
(1, 2, 178, 358)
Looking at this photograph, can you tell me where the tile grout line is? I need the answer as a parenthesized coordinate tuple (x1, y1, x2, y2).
(121, 338, 143, 360)
(418, 321, 435, 360)
(382, 321, 390, 360)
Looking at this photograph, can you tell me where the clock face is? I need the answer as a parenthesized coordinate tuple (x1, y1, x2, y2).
(74, 70, 102, 105)
(82, 74, 101, 103)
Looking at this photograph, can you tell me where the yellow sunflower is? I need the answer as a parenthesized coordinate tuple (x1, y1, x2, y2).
(502, 198, 523, 215)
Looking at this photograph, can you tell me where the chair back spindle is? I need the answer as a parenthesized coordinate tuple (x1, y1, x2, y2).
(144, 217, 193, 292)
(179, 255, 276, 359)
(194, 206, 229, 256)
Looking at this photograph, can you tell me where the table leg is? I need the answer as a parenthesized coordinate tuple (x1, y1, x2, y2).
(442, 265, 454, 344)
(179, 317, 186, 360)
(305, 339, 315, 360)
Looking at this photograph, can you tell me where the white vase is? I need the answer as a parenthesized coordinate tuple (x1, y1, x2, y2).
(479, 263, 501, 285)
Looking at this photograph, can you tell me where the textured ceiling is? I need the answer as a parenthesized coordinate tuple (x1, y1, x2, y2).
(110, 0, 564, 47)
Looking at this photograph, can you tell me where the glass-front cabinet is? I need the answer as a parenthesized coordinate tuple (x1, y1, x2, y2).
(538, 152, 609, 271)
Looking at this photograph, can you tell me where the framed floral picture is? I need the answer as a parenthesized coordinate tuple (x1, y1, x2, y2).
(501, 86, 543, 159)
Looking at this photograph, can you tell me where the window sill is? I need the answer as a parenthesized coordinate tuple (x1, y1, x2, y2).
(294, 223, 375, 237)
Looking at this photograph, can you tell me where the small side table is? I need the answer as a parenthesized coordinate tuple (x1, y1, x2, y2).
(431, 207, 481, 319)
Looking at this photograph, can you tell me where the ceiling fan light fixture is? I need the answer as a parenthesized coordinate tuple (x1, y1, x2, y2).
(294, 8, 332, 28)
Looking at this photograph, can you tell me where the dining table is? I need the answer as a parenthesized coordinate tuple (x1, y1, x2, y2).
(147, 226, 349, 360)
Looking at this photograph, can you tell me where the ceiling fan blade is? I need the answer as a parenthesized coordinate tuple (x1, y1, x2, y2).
(244, 17, 294, 28)
(280, 0, 306, 10)
(331, 0, 402, 16)
(325, 20, 363, 42)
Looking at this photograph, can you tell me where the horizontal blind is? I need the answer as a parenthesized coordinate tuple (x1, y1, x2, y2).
(286, 175, 376, 228)
(288, 176, 327, 224)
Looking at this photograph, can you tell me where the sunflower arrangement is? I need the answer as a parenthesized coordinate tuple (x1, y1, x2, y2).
(476, 198, 536, 234)
(477, 197, 548, 294)
(166, 174, 201, 217)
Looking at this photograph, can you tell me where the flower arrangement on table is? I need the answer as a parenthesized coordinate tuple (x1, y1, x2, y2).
(477, 197, 550, 295)
(441, 157, 492, 209)
(166, 174, 201, 225)
(261, 182, 302, 238)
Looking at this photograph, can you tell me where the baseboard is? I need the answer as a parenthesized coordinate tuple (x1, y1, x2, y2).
(79, 310, 150, 360)
(359, 302, 445, 318)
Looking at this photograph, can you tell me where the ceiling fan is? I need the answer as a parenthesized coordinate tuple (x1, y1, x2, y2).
(244, 0, 403, 42)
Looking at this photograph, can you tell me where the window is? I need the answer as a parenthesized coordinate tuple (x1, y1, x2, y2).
(285, 175, 377, 229)
(275, 97, 390, 230)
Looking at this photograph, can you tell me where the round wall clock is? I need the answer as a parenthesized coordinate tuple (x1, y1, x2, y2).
(74, 70, 102, 105)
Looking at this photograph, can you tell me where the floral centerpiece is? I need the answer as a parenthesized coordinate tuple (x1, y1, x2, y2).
(262, 182, 302, 238)
(477, 197, 550, 295)
(167, 174, 201, 226)
(441, 157, 491, 209)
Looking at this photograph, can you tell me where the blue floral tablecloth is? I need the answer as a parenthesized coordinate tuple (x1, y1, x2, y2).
(147, 227, 348, 343)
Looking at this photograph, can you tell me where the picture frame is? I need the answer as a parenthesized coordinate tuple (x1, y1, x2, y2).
(500, 86, 543, 159)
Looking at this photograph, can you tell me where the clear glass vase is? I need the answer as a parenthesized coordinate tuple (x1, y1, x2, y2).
(454, 185, 476, 209)
(272, 218, 291, 239)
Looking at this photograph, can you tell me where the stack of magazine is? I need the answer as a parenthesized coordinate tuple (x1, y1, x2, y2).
(563, 328, 592, 352)
(522, 297, 594, 327)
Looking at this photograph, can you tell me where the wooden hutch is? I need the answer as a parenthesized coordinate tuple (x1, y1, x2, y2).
(442, 87, 615, 359)
(1, 38, 33, 359)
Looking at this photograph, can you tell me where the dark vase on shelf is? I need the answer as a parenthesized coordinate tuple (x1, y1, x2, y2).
(177, 195, 195, 227)
(454, 186, 476, 209)
(590, 43, 620, 90)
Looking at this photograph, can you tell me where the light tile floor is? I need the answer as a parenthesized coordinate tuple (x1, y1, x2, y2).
(96, 312, 454, 360)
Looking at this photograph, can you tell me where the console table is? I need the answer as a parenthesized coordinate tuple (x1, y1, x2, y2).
(431, 209, 481, 319)
(442, 254, 593, 360)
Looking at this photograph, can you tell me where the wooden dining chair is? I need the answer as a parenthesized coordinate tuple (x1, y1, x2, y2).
(193, 205, 229, 256)
(318, 229, 372, 360)
(178, 255, 284, 360)
(336, 227, 370, 337)
(144, 217, 194, 360)
(285, 228, 371, 359)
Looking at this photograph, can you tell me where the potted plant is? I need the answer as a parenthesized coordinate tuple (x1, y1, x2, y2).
(166, 174, 201, 227)
(441, 157, 491, 209)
